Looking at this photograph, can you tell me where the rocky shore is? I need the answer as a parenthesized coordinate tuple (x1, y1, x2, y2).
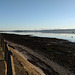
(0, 33, 75, 75)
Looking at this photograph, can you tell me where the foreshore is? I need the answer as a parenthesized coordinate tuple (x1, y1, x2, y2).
(0, 33, 75, 75)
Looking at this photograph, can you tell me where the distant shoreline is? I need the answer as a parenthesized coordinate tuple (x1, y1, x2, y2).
(0, 29, 75, 34)
(0, 31, 75, 43)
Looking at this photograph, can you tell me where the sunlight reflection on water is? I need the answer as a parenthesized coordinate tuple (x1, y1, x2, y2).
(1, 32, 75, 42)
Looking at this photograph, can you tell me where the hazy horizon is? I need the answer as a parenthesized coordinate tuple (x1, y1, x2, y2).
(0, 28, 75, 31)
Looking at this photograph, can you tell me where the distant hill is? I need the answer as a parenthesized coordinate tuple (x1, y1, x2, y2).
(0, 29, 75, 34)
(40, 29, 75, 33)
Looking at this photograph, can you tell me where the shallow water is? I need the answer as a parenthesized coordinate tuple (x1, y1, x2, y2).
(1, 32, 75, 42)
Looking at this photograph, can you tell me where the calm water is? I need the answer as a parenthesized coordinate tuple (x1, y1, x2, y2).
(1, 32, 75, 42)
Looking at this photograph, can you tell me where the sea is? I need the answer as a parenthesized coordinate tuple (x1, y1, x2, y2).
(0, 32, 75, 42)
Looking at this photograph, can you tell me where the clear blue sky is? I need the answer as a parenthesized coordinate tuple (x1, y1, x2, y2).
(0, 0, 75, 30)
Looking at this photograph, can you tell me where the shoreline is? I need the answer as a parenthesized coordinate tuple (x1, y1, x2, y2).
(0, 32, 75, 43)
(0, 33, 75, 75)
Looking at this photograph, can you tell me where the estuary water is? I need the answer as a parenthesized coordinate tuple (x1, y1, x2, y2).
(0, 32, 75, 42)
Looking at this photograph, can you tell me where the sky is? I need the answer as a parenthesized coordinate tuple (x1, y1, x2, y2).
(0, 0, 75, 30)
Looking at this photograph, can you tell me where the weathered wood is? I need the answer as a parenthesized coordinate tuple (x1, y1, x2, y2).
(0, 38, 14, 75)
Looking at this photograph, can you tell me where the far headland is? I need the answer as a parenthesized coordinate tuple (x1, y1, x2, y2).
(0, 29, 75, 34)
